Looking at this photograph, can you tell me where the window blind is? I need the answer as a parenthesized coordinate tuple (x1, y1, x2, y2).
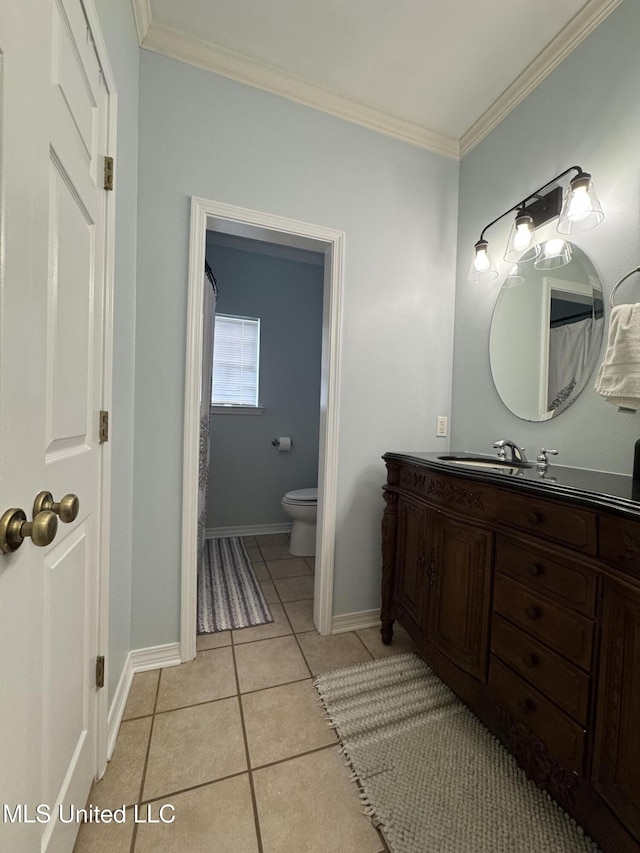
(212, 314, 260, 406)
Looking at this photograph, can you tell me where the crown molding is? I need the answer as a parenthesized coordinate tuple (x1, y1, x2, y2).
(460, 0, 624, 158)
(133, 0, 621, 162)
(131, 0, 151, 44)
(139, 21, 460, 160)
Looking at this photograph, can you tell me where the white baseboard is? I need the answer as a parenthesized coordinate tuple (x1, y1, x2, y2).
(107, 658, 134, 762)
(107, 642, 181, 760)
(331, 609, 381, 634)
(206, 522, 293, 538)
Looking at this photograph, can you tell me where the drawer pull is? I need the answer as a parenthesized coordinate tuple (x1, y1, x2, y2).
(525, 606, 539, 620)
(522, 654, 538, 668)
(528, 512, 543, 525)
(528, 563, 542, 576)
(519, 699, 535, 714)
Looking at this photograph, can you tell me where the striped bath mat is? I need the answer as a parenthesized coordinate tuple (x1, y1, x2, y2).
(198, 537, 273, 633)
(315, 654, 597, 853)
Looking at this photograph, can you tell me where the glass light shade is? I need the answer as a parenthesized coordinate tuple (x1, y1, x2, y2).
(557, 173, 604, 234)
(468, 240, 498, 283)
(503, 264, 525, 288)
(534, 238, 572, 270)
(504, 212, 539, 263)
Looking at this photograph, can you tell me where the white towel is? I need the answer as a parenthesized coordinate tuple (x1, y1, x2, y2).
(594, 304, 640, 409)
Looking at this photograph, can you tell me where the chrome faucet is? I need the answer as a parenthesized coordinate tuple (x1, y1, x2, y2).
(493, 439, 528, 465)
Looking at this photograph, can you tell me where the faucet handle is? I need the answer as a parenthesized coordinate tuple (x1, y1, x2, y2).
(536, 448, 558, 467)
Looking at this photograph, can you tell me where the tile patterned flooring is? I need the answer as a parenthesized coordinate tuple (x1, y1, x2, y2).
(74, 533, 414, 853)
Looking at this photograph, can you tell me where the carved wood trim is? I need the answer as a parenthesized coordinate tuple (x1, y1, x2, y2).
(495, 705, 580, 804)
(385, 460, 400, 487)
(401, 468, 428, 491)
(427, 476, 485, 511)
(380, 490, 399, 629)
(399, 468, 486, 513)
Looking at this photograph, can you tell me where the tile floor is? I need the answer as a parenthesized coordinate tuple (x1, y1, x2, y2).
(74, 533, 415, 853)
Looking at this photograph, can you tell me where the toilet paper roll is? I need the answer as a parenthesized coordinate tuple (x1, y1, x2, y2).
(277, 436, 292, 452)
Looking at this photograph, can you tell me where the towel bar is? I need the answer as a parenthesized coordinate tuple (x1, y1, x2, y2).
(610, 267, 640, 308)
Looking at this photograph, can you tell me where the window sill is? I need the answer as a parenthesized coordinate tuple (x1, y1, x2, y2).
(211, 406, 264, 416)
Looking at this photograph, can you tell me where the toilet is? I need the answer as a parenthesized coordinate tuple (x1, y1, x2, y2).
(281, 488, 318, 556)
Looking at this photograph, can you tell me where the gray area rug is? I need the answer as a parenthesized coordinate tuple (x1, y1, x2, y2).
(197, 537, 273, 633)
(314, 653, 597, 853)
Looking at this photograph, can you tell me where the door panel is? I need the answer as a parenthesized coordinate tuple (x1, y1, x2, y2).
(0, 1, 111, 851)
(592, 579, 640, 840)
(47, 155, 94, 452)
(428, 513, 492, 681)
(44, 526, 89, 801)
(394, 497, 430, 633)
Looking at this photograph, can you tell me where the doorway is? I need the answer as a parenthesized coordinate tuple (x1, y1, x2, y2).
(181, 197, 345, 661)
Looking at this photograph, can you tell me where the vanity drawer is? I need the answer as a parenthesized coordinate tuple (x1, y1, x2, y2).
(497, 491, 597, 554)
(489, 657, 586, 774)
(495, 536, 597, 616)
(600, 513, 640, 579)
(399, 465, 497, 521)
(493, 573, 594, 670)
(491, 614, 590, 725)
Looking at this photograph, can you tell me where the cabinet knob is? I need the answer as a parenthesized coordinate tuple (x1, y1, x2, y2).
(519, 699, 535, 715)
(525, 606, 539, 620)
(528, 563, 542, 576)
(522, 654, 538, 668)
(528, 512, 543, 525)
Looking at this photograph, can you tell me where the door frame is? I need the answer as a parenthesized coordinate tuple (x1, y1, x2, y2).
(181, 196, 345, 660)
(82, 0, 117, 777)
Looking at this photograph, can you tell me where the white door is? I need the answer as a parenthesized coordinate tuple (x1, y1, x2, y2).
(0, 1, 112, 851)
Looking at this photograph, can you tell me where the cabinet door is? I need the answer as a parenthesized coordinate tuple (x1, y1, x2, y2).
(592, 579, 640, 840)
(427, 512, 492, 681)
(394, 498, 431, 635)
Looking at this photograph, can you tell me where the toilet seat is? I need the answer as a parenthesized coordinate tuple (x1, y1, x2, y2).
(282, 488, 317, 504)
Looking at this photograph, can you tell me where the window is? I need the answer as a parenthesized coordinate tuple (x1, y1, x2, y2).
(211, 314, 260, 408)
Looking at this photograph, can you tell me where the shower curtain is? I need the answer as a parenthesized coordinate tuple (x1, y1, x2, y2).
(198, 263, 217, 562)
(547, 316, 594, 413)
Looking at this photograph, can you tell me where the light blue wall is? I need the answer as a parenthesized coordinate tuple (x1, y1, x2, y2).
(205, 241, 324, 529)
(93, 0, 139, 701)
(132, 53, 459, 646)
(452, 0, 640, 474)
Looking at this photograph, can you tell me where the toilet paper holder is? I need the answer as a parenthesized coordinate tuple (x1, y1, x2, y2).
(272, 437, 293, 449)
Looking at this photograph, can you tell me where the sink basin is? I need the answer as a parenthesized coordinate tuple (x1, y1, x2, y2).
(438, 454, 532, 472)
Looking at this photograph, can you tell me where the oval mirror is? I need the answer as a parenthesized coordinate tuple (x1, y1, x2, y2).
(489, 241, 604, 421)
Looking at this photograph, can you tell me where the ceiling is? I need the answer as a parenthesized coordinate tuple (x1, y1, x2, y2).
(132, 0, 622, 159)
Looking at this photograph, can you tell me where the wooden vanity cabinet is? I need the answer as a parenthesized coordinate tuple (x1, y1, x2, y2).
(382, 464, 493, 682)
(381, 453, 640, 853)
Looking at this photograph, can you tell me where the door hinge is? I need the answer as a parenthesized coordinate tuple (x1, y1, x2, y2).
(96, 656, 105, 689)
(103, 156, 114, 191)
(99, 410, 109, 443)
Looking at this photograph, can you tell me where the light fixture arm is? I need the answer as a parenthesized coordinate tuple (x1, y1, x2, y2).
(477, 165, 584, 243)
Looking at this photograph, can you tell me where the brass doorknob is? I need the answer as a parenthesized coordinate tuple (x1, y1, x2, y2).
(0, 508, 58, 553)
(33, 491, 79, 523)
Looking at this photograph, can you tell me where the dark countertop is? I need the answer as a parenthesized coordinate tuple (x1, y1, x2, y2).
(383, 451, 640, 520)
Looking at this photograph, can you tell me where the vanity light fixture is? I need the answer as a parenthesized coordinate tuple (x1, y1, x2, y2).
(468, 166, 603, 283)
